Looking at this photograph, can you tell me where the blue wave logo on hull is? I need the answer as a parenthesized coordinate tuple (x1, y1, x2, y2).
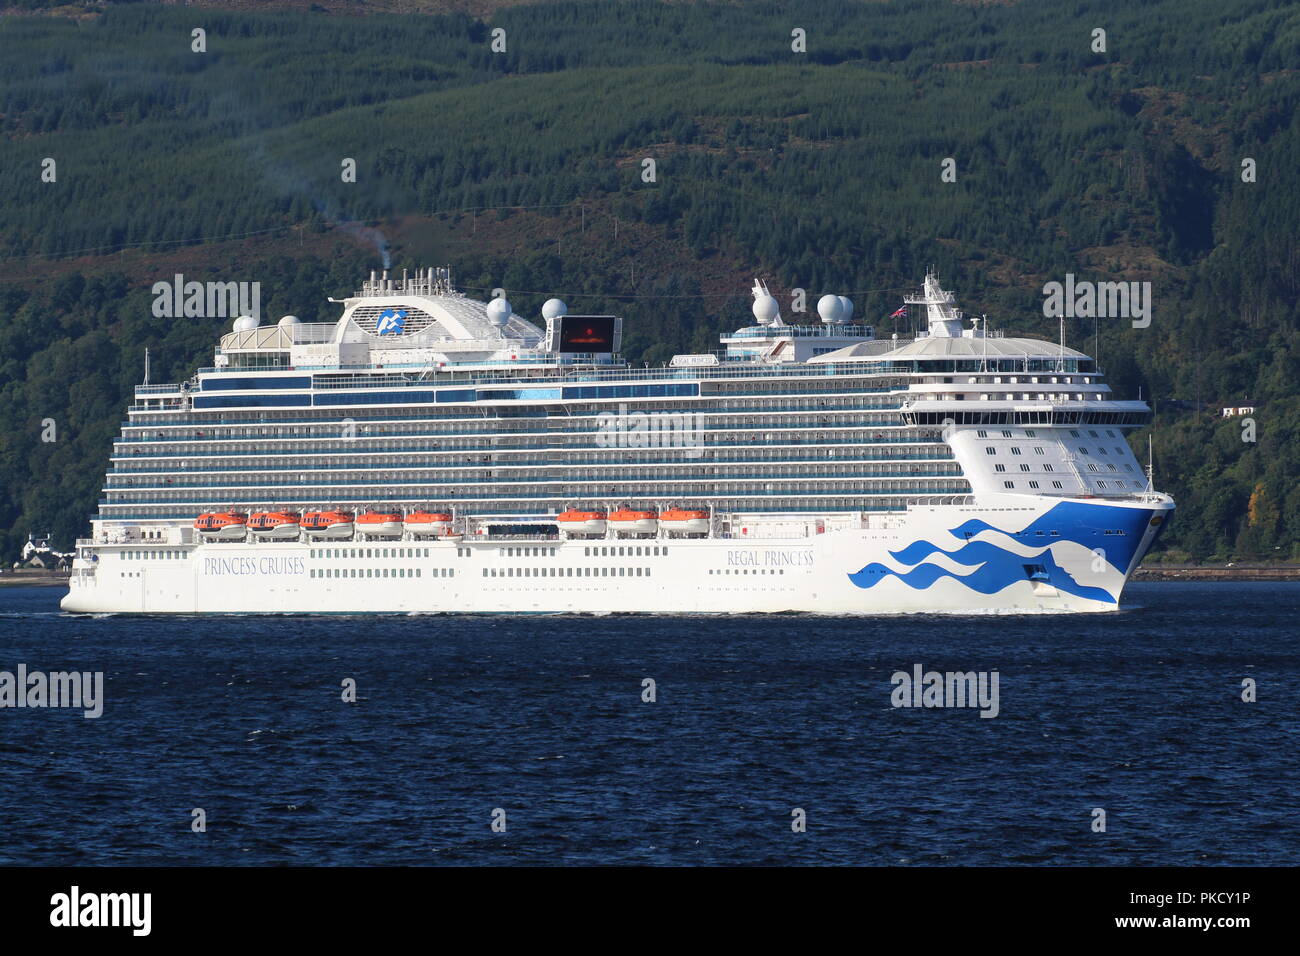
(848, 501, 1158, 604)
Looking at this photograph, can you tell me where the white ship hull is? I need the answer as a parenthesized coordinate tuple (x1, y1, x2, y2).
(61, 494, 1171, 615)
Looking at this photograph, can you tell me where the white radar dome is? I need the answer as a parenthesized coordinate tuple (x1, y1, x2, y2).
(751, 294, 779, 326)
(837, 296, 854, 323)
(278, 315, 300, 327)
(542, 298, 568, 320)
(486, 298, 511, 327)
(817, 294, 844, 324)
(233, 315, 259, 333)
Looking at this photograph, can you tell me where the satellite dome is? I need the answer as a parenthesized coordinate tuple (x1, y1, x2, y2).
(751, 294, 779, 326)
(486, 298, 511, 327)
(278, 314, 300, 327)
(837, 296, 854, 324)
(542, 298, 568, 320)
(817, 294, 844, 324)
(233, 315, 259, 333)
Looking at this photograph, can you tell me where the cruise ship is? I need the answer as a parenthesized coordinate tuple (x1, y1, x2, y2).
(62, 267, 1172, 614)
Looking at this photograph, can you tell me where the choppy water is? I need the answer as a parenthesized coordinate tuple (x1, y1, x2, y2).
(1, 582, 1296, 865)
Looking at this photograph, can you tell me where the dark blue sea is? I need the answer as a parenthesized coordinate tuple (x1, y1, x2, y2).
(1, 582, 1296, 866)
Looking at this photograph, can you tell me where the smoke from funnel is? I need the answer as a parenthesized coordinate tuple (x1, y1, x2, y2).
(336, 220, 391, 269)
(304, 194, 390, 268)
(207, 87, 394, 270)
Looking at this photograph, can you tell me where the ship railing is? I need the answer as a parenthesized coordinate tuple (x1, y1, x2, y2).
(189, 365, 914, 391)
(109, 436, 951, 459)
(106, 455, 958, 476)
(101, 471, 967, 492)
(128, 404, 191, 413)
(97, 487, 975, 509)
(188, 359, 984, 384)
(120, 399, 909, 432)
(102, 469, 964, 492)
(85, 532, 146, 544)
(905, 495, 977, 508)
(97, 486, 974, 507)
(724, 325, 879, 340)
(288, 324, 340, 344)
(95, 503, 942, 525)
(110, 431, 941, 451)
(134, 384, 185, 395)
(122, 403, 909, 434)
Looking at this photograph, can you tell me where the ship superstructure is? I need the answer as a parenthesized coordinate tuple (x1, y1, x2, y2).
(63, 268, 1172, 614)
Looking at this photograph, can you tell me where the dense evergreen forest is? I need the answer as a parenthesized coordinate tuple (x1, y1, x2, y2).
(0, 0, 1297, 562)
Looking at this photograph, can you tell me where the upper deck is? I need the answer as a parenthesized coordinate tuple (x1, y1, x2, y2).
(92, 270, 1156, 526)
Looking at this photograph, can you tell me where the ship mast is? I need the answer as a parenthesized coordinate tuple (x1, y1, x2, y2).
(904, 271, 963, 337)
(1145, 434, 1154, 494)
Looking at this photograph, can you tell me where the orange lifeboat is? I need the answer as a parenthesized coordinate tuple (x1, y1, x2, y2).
(195, 512, 248, 540)
(249, 511, 302, 539)
(303, 510, 354, 538)
(557, 508, 607, 536)
(404, 510, 453, 535)
(357, 509, 403, 538)
(660, 506, 710, 536)
(609, 506, 658, 535)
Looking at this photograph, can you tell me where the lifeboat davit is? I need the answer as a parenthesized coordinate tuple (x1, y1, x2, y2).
(303, 510, 354, 538)
(248, 511, 301, 539)
(557, 508, 607, 536)
(404, 511, 452, 535)
(659, 507, 710, 536)
(609, 507, 658, 535)
(357, 509, 403, 538)
(194, 512, 248, 540)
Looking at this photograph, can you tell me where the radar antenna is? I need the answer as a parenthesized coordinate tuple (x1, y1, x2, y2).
(1145, 433, 1155, 494)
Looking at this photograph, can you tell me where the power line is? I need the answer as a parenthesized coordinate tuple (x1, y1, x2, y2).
(457, 284, 912, 300)
(0, 224, 293, 265)
(0, 201, 914, 302)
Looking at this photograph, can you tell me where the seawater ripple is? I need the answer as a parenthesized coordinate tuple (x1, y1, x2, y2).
(0, 582, 1296, 866)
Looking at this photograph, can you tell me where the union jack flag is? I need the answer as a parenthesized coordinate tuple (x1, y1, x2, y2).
(888, 306, 908, 318)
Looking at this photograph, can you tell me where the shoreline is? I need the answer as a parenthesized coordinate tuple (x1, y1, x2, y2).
(1132, 565, 1300, 582)
(0, 572, 71, 588)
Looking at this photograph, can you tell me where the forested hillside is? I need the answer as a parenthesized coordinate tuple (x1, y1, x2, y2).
(1, 0, 1297, 562)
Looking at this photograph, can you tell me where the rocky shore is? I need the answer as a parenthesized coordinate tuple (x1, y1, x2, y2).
(0, 570, 71, 587)
(1133, 564, 1300, 582)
